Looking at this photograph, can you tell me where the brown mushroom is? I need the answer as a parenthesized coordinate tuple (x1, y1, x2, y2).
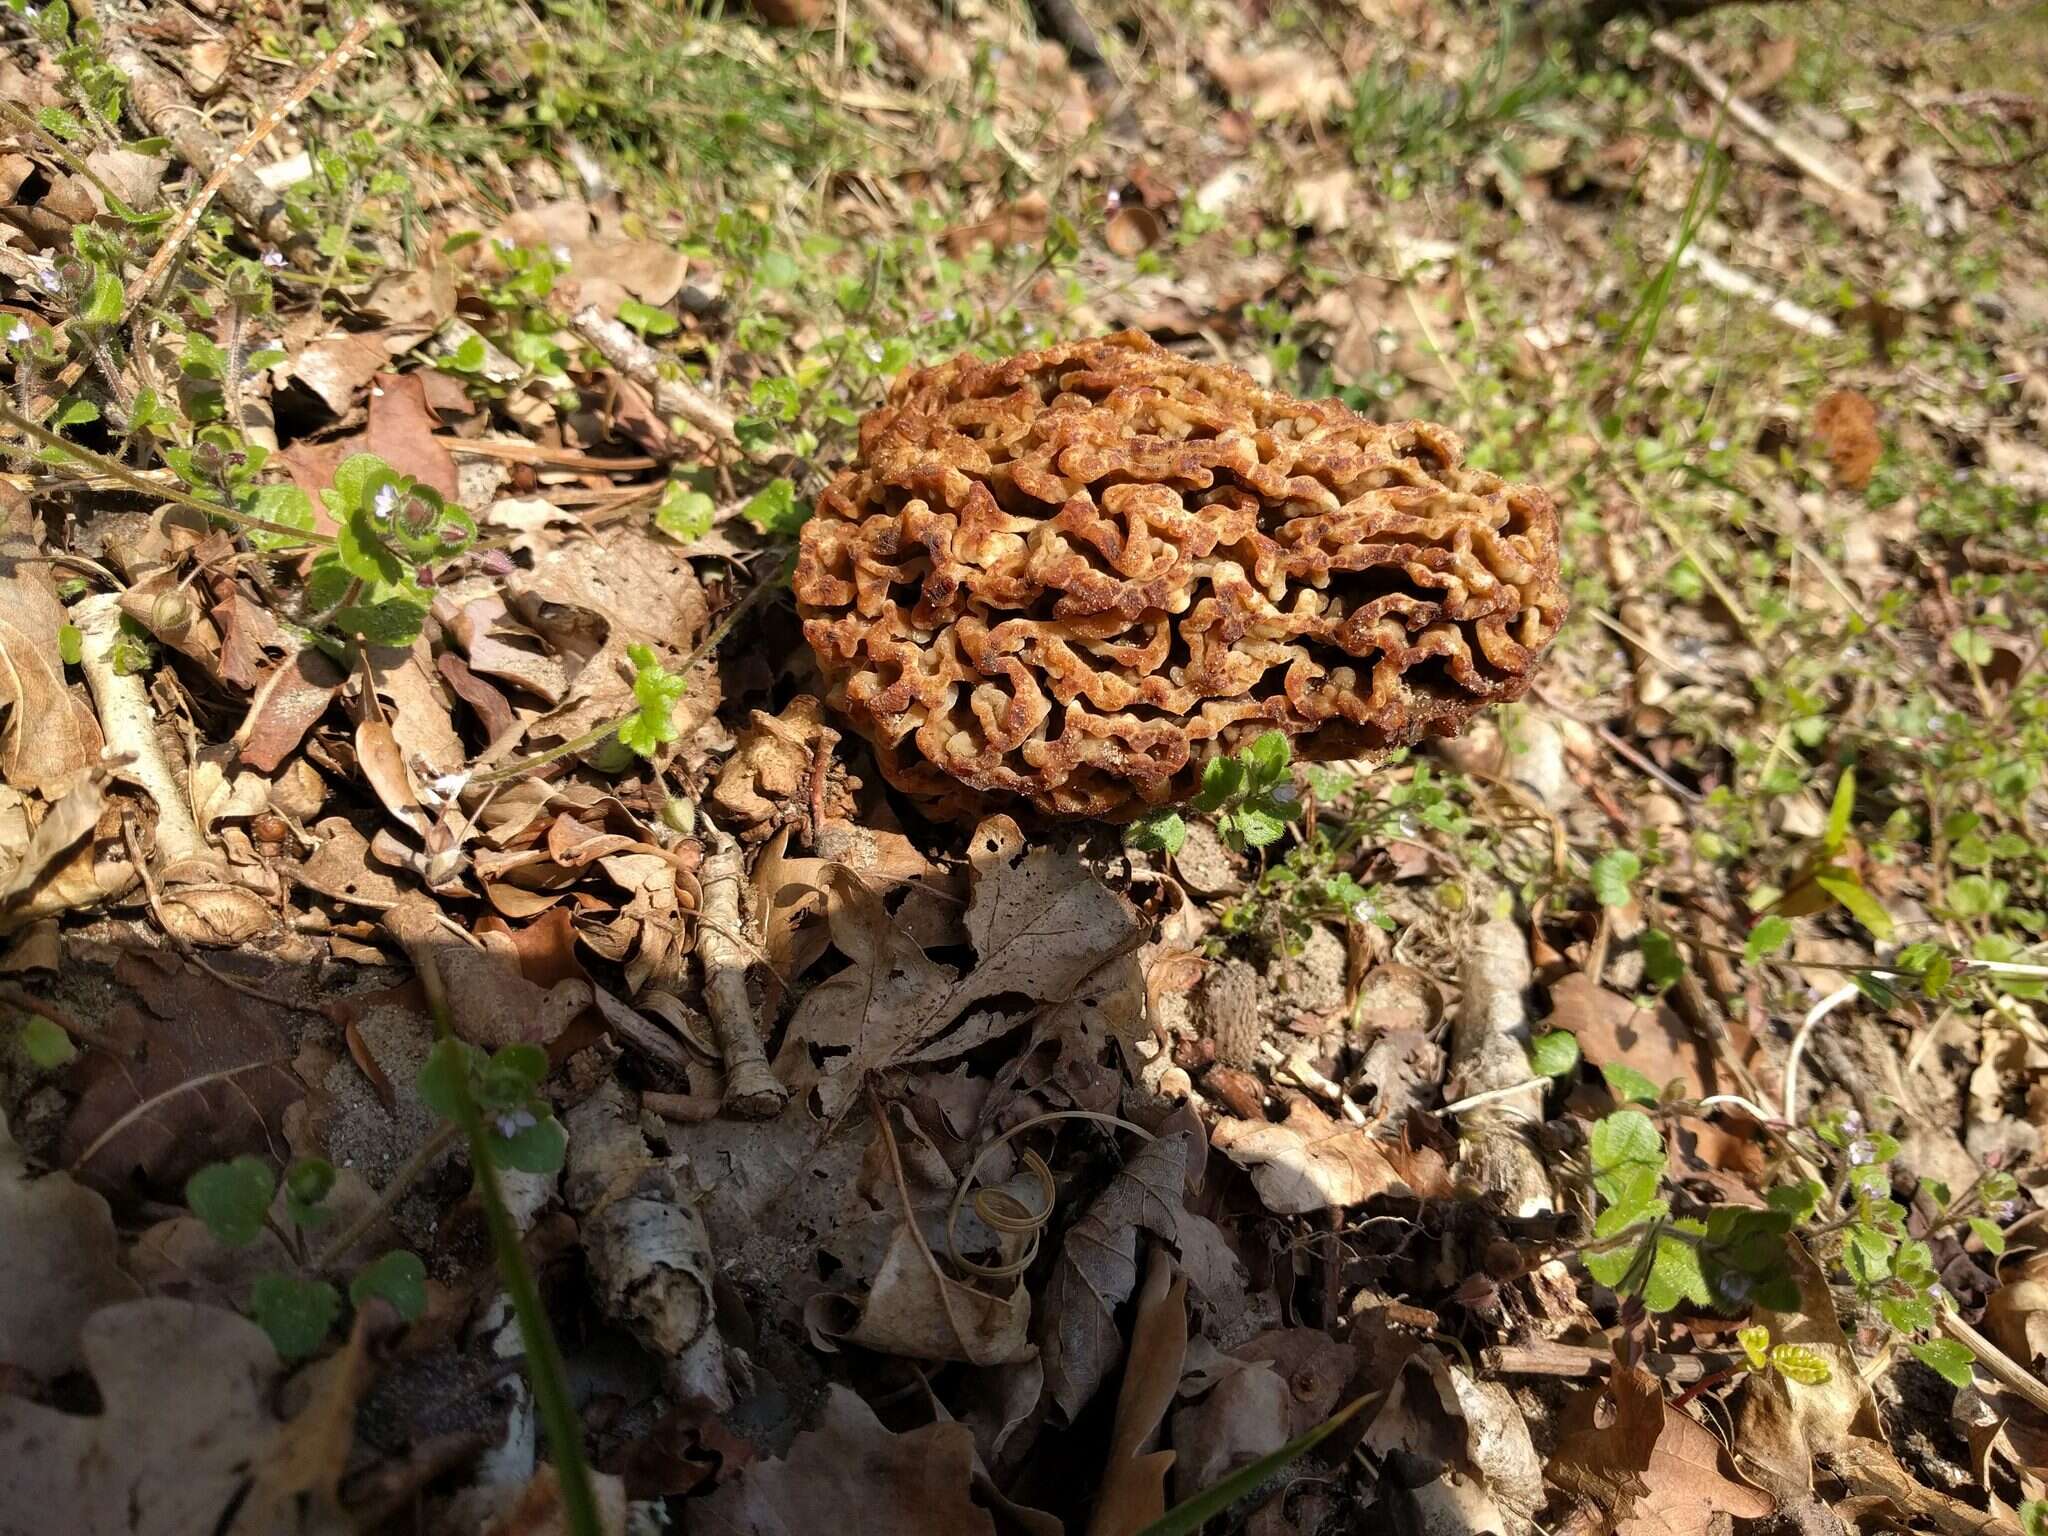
(795, 331, 1567, 822)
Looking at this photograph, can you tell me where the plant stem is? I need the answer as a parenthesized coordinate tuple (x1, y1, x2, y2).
(412, 949, 601, 1536)
(0, 400, 333, 547)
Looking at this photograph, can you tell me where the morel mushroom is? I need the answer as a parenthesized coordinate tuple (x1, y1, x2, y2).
(795, 332, 1567, 822)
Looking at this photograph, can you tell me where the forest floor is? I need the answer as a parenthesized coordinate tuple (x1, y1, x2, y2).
(3, 0, 2048, 1531)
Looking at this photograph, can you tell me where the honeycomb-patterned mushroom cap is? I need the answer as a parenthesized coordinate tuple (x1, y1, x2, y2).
(795, 331, 1568, 822)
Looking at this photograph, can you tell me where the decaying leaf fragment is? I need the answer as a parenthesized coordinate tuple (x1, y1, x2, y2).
(0, 1108, 141, 1378)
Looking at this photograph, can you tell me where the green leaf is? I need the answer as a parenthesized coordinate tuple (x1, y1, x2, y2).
(1908, 1337, 1976, 1389)
(1951, 630, 1994, 667)
(284, 1156, 336, 1210)
(1528, 1030, 1580, 1079)
(1769, 1343, 1833, 1385)
(20, 1013, 76, 1067)
(80, 267, 125, 327)
(1125, 810, 1187, 856)
(1590, 849, 1641, 908)
(1745, 914, 1792, 962)
(655, 482, 716, 543)
(1968, 1216, 2008, 1256)
(1242, 731, 1290, 792)
(477, 1043, 548, 1109)
(239, 484, 316, 552)
(1738, 1324, 1771, 1371)
(1767, 1180, 1824, 1221)
(1843, 1225, 1894, 1285)
(1589, 1110, 1665, 1204)
(1592, 1165, 1665, 1233)
(1815, 870, 1894, 942)
(1879, 1294, 1936, 1334)
(1640, 929, 1684, 990)
(1133, 1392, 1377, 1536)
(1195, 755, 1246, 813)
(186, 1156, 275, 1249)
(492, 1112, 568, 1174)
(57, 623, 83, 665)
(2021, 1499, 2048, 1536)
(49, 397, 99, 429)
(1949, 875, 2002, 919)
(618, 643, 687, 758)
(335, 583, 430, 648)
(1824, 768, 1856, 854)
(326, 452, 394, 516)
(1642, 1230, 1712, 1313)
(350, 1250, 427, 1321)
(740, 478, 807, 538)
(336, 509, 406, 586)
(1601, 1062, 1662, 1105)
(249, 1272, 341, 1360)
(417, 1038, 482, 1121)
(1231, 804, 1289, 850)
(617, 298, 677, 336)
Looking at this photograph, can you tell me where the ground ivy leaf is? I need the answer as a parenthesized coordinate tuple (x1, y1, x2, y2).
(185, 1156, 275, 1249)
(249, 1273, 341, 1359)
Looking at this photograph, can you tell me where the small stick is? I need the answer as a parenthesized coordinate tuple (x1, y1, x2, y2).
(568, 307, 744, 453)
(694, 807, 788, 1119)
(113, 16, 375, 312)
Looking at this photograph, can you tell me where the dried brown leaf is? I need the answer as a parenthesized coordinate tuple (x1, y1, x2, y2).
(1088, 1250, 1187, 1536)
(0, 494, 102, 797)
(234, 646, 347, 774)
(1812, 389, 1882, 490)
(59, 952, 304, 1199)
(1210, 1098, 1450, 1214)
(0, 1113, 142, 1377)
(366, 370, 459, 500)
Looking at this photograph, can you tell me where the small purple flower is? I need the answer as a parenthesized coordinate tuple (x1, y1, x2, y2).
(1717, 1270, 1753, 1304)
(1841, 1109, 1865, 1137)
(1847, 1137, 1877, 1167)
(494, 1107, 538, 1140)
(5, 319, 29, 345)
(370, 482, 402, 524)
(260, 248, 287, 270)
(1998, 1200, 2021, 1221)
(1268, 783, 1301, 807)
(33, 263, 63, 295)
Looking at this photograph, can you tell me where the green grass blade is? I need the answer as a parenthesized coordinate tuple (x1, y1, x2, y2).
(1131, 1391, 1378, 1536)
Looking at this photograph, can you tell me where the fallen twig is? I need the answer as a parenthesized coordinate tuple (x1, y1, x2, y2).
(1649, 29, 1887, 229)
(694, 807, 789, 1118)
(567, 307, 744, 453)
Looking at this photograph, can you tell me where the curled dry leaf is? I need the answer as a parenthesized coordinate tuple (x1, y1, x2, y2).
(0, 487, 103, 798)
(1210, 1098, 1450, 1214)
(0, 1109, 142, 1378)
(826, 1211, 1034, 1366)
(382, 895, 592, 1048)
(711, 694, 842, 837)
(1986, 1249, 2048, 1367)
(1087, 1250, 1187, 1536)
(1735, 1235, 1888, 1499)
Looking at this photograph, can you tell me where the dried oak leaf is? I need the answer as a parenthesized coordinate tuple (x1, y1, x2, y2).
(60, 951, 305, 1200)
(0, 1299, 351, 1536)
(796, 332, 1566, 821)
(775, 815, 1147, 1117)
(1038, 1129, 1248, 1424)
(1548, 1358, 1774, 1536)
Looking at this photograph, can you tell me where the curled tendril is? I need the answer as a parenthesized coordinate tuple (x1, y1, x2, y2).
(943, 1109, 1157, 1281)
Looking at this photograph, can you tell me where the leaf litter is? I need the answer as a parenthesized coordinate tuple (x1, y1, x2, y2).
(3, 0, 2048, 1531)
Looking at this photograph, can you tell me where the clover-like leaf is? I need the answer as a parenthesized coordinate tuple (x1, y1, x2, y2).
(618, 643, 687, 758)
(350, 1249, 428, 1321)
(1590, 849, 1641, 908)
(249, 1273, 342, 1360)
(1528, 1030, 1580, 1079)
(1738, 1324, 1771, 1371)
(186, 1156, 276, 1249)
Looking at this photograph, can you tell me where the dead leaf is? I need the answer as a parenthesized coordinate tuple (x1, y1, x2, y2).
(366, 371, 460, 500)
(942, 192, 1050, 258)
(0, 1109, 142, 1377)
(1210, 1098, 1450, 1214)
(288, 329, 406, 417)
(234, 646, 347, 774)
(382, 894, 591, 1048)
(777, 816, 1146, 1117)
(694, 1384, 1055, 1536)
(712, 695, 836, 835)
(1812, 389, 1882, 490)
(1038, 1129, 1246, 1424)
(1986, 1250, 2048, 1367)
(1201, 32, 1350, 120)
(355, 718, 426, 834)
(1287, 167, 1353, 234)
(1550, 1358, 1774, 1535)
(228, 1308, 376, 1536)
(0, 491, 103, 797)
(0, 1299, 349, 1536)
(60, 951, 305, 1199)
(829, 1211, 1034, 1366)
(1088, 1250, 1186, 1536)
(1362, 1345, 1544, 1526)
(478, 1463, 630, 1536)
